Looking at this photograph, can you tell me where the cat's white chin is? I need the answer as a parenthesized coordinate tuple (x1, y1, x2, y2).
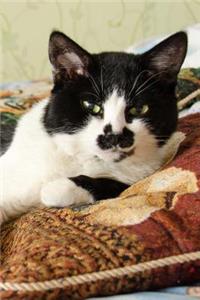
(95, 147, 135, 163)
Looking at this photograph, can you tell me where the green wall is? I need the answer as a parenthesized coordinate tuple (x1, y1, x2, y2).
(1, 0, 200, 82)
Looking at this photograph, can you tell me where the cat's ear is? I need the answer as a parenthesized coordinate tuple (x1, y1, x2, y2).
(49, 31, 93, 81)
(142, 31, 187, 78)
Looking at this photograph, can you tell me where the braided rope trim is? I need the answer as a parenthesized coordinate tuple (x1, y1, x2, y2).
(178, 88, 200, 110)
(1, 251, 200, 292)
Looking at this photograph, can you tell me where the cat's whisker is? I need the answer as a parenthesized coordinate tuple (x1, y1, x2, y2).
(100, 66, 104, 96)
(82, 91, 100, 100)
(128, 69, 149, 97)
(134, 70, 166, 95)
(88, 73, 100, 96)
(134, 77, 161, 97)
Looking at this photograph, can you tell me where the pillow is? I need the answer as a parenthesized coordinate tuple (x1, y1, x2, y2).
(0, 112, 200, 299)
(0, 69, 200, 299)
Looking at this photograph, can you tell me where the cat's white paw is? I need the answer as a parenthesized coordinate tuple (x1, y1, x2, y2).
(41, 178, 94, 208)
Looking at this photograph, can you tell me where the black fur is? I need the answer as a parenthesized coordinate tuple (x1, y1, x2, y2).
(70, 175, 129, 200)
(0, 117, 17, 156)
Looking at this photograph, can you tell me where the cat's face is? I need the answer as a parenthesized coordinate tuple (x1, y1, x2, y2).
(44, 31, 187, 163)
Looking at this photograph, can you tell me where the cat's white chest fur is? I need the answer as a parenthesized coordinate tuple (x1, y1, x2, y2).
(0, 98, 166, 222)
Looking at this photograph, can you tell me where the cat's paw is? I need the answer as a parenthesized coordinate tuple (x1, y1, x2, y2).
(41, 178, 94, 208)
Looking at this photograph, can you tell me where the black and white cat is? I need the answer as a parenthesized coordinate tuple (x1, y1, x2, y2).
(0, 31, 187, 223)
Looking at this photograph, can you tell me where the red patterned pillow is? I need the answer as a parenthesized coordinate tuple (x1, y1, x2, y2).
(0, 113, 200, 300)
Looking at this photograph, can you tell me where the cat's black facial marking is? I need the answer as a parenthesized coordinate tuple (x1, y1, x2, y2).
(103, 124, 112, 134)
(97, 127, 134, 150)
(43, 30, 187, 160)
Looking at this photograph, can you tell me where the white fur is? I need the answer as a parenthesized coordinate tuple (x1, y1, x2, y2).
(0, 89, 167, 223)
(41, 178, 94, 207)
(104, 91, 126, 133)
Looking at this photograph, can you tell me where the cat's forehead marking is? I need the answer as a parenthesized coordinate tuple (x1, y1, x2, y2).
(103, 89, 126, 133)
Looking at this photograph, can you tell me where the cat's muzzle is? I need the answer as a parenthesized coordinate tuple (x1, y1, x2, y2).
(97, 127, 134, 150)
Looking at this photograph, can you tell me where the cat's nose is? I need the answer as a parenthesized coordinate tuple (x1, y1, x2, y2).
(97, 126, 134, 150)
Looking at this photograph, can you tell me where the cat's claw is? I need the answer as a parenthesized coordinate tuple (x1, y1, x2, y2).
(41, 178, 93, 208)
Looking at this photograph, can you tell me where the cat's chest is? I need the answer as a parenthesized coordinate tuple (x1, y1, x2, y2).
(62, 153, 161, 185)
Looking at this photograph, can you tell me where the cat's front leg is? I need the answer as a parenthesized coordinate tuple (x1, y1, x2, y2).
(70, 175, 129, 201)
(41, 176, 129, 208)
(41, 178, 94, 208)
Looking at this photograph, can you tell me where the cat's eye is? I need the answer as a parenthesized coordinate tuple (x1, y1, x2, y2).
(129, 105, 149, 116)
(140, 104, 149, 115)
(82, 100, 102, 115)
(129, 106, 137, 116)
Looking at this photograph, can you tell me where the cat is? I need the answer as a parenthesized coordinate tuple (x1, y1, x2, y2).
(0, 30, 187, 224)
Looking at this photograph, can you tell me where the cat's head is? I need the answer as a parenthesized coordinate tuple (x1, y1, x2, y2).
(44, 31, 187, 163)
